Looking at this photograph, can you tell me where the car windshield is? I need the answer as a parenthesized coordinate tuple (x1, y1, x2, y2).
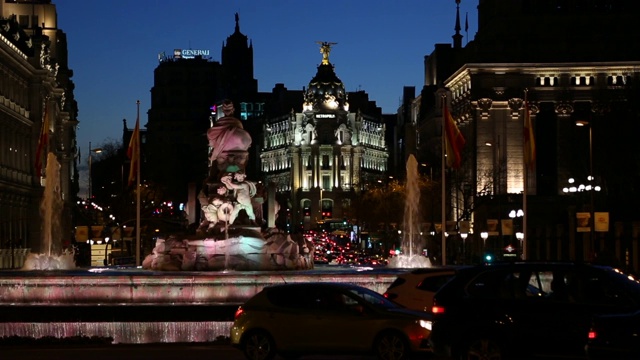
(605, 267, 640, 299)
(347, 286, 399, 309)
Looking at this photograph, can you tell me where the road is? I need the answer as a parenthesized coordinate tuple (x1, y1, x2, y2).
(0, 342, 589, 360)
(0, 343, 380, 360)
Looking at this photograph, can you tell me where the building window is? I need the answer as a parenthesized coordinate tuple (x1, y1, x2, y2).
(19, 15, 29, 27)
(322, 155, 330, 169)
(322, 175, 330, 190)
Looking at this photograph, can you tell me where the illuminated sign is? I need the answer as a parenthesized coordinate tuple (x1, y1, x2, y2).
(173, 49, 210, 59)
(316, 114, 335, 118)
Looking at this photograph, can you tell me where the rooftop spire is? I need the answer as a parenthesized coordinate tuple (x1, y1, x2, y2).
(453, 0, 463, 49)
(235, 12, 240, 33)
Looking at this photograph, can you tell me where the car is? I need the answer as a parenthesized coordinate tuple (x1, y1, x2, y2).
(429, 262, 640, 360)
(383, 266, 464, 312)
(230, 282, 433, 360)
(586, 310, 640, 359)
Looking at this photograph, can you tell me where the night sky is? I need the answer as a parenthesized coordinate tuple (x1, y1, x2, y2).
(53, 0, 478, 191)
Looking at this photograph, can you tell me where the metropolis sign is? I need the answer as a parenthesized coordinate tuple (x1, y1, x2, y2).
(316, 114, 335, 118)
(173, 49, 210, 59)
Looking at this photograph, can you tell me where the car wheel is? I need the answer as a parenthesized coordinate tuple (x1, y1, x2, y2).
(463, 337, 502, 360)
(375, 331, 410, 360)
(241, 330, 276, 360)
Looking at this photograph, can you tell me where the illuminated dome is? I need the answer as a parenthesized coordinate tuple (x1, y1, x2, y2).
(303, 42, 348, 112)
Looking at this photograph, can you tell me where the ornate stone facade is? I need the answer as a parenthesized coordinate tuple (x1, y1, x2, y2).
(260, 43, 388, 229)
(0, 2, 78, 256)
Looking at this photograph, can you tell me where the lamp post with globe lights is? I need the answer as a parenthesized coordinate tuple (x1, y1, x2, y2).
(563, 176, 601, 260)
(88, 142, 103, 201)
(575, 119, 597, 259)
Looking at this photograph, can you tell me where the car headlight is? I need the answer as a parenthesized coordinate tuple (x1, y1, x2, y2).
(418, 319, 432, 331)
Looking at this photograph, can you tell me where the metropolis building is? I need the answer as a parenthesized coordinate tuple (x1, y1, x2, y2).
(260, 44, 388, 230)
(0, 0, 78, 254)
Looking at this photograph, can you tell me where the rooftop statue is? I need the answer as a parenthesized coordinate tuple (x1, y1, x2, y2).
(207, 100, 252, 176)
(316, 41, 337, 65)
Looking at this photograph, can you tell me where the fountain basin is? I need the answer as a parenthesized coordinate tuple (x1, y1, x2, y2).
(0, 266, 401, 305)
(0, 266, 407, 344)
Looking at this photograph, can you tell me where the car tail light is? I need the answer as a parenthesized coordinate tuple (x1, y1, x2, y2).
(431, 305, 445, 314)
(383, 293, 398, 300)
(234, 306, 245, 320)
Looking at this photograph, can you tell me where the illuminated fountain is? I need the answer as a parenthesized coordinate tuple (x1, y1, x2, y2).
(21, 152, 75, 270)
(0, 101, 405, 344)
(142, 100, 313, 271)
(0, 268, 402, 343)
(388, 154, 432, 268)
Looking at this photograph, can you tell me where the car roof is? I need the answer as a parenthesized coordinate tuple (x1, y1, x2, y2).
(452, 261, 616, 275)
(434, 262, 619, 298)
(401, 265, 471, 275)
(264, 282, 366, 291)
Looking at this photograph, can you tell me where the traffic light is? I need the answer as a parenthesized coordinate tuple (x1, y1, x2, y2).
(484, 253, 494, 263)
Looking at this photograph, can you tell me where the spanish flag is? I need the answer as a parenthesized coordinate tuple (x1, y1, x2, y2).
(127, 115, 140, 186)
(523, 93, 536, 169)
(444, 103, 466, 168)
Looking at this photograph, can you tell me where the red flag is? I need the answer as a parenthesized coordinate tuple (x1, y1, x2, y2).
(465, 12, 469, 32)
(35, 101, 50, 176)
(524, 95, 536, 169)
(444, 103, 466, 168)
(127, 116, 140, 186)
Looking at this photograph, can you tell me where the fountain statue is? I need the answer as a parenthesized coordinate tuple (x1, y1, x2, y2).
(142, 100, 313, 271)
(22, 152, 76, 270)
(388, 154, 432, 268)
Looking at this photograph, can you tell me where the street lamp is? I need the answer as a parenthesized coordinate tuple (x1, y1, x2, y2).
(88, 142, 103, 200)
(481, 232, 489, 249)
(460, 232, 468, 264)
(485, 134, 501, 195)
(516, 232, 524, 258)
(575, 120, 595, 257)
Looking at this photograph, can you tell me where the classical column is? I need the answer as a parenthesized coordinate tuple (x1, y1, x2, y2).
(267, 182, 277, 228)
(291, 148, 300, 191)
(314, 150, 319, 188)
(353, 148, 363, 191)
(334, 153, 339, 189)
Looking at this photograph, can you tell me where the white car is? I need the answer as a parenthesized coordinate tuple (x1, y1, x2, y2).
(231, 282, 433, 360)
(383, 267, 463, 312)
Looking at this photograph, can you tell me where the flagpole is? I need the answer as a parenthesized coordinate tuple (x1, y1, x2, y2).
(465, 12, 469, 45)
(522, 89, 529, 260)
(441, 94, 447, 266)
(135, 100, 141, 267)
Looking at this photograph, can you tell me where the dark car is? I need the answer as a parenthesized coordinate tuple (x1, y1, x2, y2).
(429, 262, 640, 360)
(230, 282, 433, 360)
(586, 310, 640, 359)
